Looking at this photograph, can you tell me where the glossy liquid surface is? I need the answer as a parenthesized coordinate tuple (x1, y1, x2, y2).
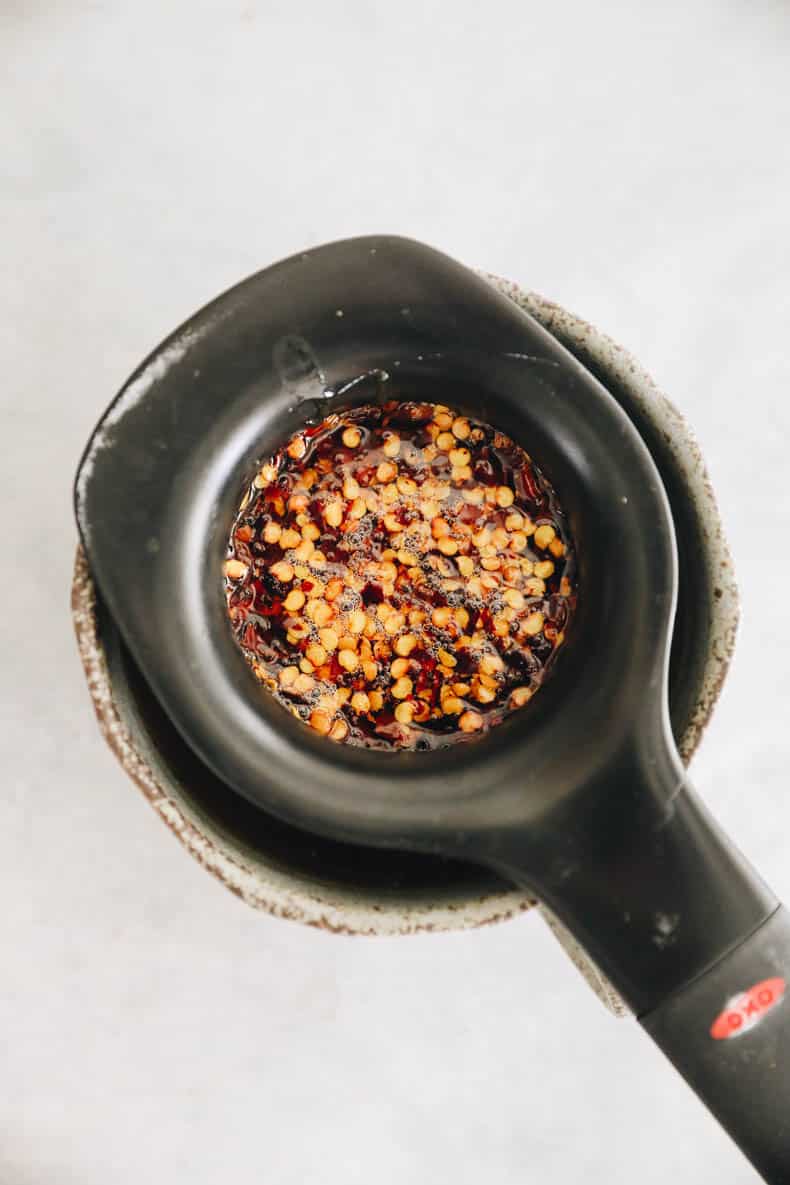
(224, 401, 577, 749)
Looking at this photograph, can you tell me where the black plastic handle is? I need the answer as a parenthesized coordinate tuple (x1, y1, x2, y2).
(642, 906, 790, 1183)
(490, 761, 787, 1180)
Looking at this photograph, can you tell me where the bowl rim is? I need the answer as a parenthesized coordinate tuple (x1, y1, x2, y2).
(71, 272, 739, 936)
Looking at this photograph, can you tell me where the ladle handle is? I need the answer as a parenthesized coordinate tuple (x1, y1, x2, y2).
(642, 904, 790, 1182)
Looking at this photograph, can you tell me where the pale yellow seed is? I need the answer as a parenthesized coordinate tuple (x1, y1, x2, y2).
(224, 559, 248, 580)
(457, 555, 475, 577)
(452, 417, 471, 439)
(263, 521, 282, 543)
(474, 683, 496, 704)
(534, 560, 555, 580)
(549, 537, 565, 558)
(436, 431, 455, 451)
(349, 497, 367, 520)
(390, 657, 410, 678)
(330, 718, 349, 741)
(523, 611, 545, 636)
(431, 606, 452, 629)
(492, 615, 510, 636)
(451, 465, 473, 482)
(462, 487, 484, 505)
(324, 500, 343, 528)
(505, 512, 524, 531)
(283, 589, 306, 612)
(279, 527, 301, 549)
(459, 710, 484, 732)
(397, 549, 418, 567)
(534, 524, 556, 549)
(391, 676, 413, 700)
(524, 577, 546, 597)
(448, 447, 470, 468)
(255, 462, 278, 486)
(289, 492, 309, 512)
(279, 666, 299, 689)
(384, 613, 406, 635)
(379, 561, 398, 583)
(338, 649, 359, 672)
(437, 537, 459, 556)
(337, 635, 357, 651)
(300, 658, 314, 675)
(431, 517, 451, 538)
(318, 628, 339, 652)
(342, 426, 361, 448)
(306, 643, 328, 668)
(509, 532, 527, 553)
(454, 607, 470, 630)
(383, 513, 401, 533)
(409, 609, 427, 626)
(479, 653, 504, 675)
(362, 661, 378, 683)
(270, 560, 294, 583)
(511, 687, 532, 707)
(496, 486, 515, 508)
(472, 527, 492, 549)
(394, 701, 415, 724)
(503, 588, 525, 610)
(481, 557, 501, 572)
(383, 434, 401, 458)
(309, 709, 332, 735)
(351, 691, 371, 713)
(292, 539, 315, 562)
(302, 522, 321, 542)
(343, 475, 360, 500)
(421, 499, 441, 520)
(434, 411, 453, 430)
(442, 695, 464, 715)
(438, 648, 457, 668)
(307, 599, 334, 627)
(367, 690, 383, 711)
(376, 460, 397, 483)
(287, 436, 307, 460)
(348, 609, 367, 634)
(394, 633, 418, 657)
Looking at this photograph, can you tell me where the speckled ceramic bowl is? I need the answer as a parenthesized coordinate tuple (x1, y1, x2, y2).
(72, 272, 738, 940)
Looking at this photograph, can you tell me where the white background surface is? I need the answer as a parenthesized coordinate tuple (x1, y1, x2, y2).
(4, 2, 790, 1181)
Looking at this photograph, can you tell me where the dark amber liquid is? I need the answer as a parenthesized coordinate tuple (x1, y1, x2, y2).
(225, 401, 577, 750)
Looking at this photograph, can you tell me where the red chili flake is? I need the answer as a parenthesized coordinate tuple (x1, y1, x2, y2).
(224, 399, 578, 752)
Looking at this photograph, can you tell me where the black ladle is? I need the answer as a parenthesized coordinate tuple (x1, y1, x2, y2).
(75, 237, 790, 1181)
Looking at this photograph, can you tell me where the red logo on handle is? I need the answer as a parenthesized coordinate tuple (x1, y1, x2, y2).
(710, 977, 786, 1040)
